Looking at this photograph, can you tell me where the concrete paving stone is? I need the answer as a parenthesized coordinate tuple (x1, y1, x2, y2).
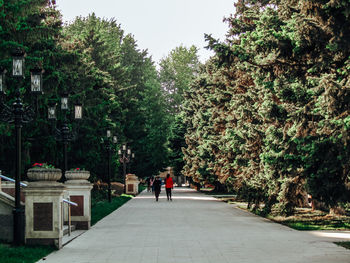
(39, 187, 350, 263)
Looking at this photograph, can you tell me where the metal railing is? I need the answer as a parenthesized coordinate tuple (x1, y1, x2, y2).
(0, 173, 28, 187)
(63, 198, 78, 236)
(1, 170, 78, 237)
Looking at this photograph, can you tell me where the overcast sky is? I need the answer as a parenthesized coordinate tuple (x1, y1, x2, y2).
(56, 0, 235, 64)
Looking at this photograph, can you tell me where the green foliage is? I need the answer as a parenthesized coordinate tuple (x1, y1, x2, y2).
(181, 0, 350, 214)
(159, 45, 201, 178)
(0, 0, 69, 175)
(336, 242, 350, 250)
(91, 193, 131, 226)
(0, 7, 171, 181)
(168, 113, 186, 177)
(159, 45, 200, 115)
(284, 220, 350, 231)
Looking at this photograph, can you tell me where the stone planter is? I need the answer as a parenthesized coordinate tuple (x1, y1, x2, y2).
(27, 168, 62, 181)
(65, 171, 90, 181)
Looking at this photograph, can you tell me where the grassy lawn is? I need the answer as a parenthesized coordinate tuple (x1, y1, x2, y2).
(0, 243, 56, 263)
(268, 208, 350, 231)
(281, 220, 350, 230)
(225, 200, 350, 231)
(336, 242, 350, 250)
(138, 183, 147, 193)
(91, 193, 132, 226)
(0, 187, 134, 263)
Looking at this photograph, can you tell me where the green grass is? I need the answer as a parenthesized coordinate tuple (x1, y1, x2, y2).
(91, 194, 132, 225)
(0, 244, 56, 263)
(282, 220, 350, 231)
(335, 242, 350, 250)
(230, 203, 350, 231)
(138, 183, 147, 193)
(0, 189, 132, 263)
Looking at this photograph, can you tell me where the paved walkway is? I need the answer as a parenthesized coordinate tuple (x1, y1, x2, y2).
(40, 187, 350, 263)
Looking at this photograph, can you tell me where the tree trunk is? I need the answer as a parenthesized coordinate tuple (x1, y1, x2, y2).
(213, 181, 226, 193)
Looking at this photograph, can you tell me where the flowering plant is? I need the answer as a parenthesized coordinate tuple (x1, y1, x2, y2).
(32, 163, 55, 169)
(70, 167, 84, 171)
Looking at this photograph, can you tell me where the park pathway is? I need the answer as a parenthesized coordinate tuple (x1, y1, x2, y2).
(40, 187, 350, 263)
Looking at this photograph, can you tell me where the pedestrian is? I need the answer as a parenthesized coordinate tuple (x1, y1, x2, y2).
(165, 174, 174, 201)
(146, 177, 151, 192)
(150, 176, 155, 192)
(153, 176, 162, 201)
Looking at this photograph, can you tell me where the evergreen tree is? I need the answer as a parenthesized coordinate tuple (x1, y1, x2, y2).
(182, 0, 350, 214)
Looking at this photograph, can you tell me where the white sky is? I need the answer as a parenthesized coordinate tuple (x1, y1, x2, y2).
(56, 0, 235, 64)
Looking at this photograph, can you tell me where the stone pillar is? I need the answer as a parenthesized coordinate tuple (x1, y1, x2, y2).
(125, 174, 139, 195)
(23, 180, 66, 249)
(64, 171, 92, 230)
(0, 191, 15, 242)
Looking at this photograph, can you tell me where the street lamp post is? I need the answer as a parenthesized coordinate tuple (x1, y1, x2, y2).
(127, 151, 135, 174)
(48, 94, 82, 180)
(118, 144, 131, 194)
(0, 49, 43, 245)
(102, 131, 117, 202)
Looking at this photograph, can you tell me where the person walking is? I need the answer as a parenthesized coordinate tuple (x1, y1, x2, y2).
(165, 174, 174, 201)
(150, 176, 155, 192)
(146, 177, 151, 192)
(153, 176, 162, 201)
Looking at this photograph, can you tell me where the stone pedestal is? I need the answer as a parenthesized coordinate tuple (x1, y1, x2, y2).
(125, 174, 139, 195)
(23, 181, 66, 249)
(64, 171, 92, 230)
(0, 191, 15, 242)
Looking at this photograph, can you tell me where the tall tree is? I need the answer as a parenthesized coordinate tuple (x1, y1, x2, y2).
(182, 0, 350, 214)
(159, 45, 200, 115)
(0, 0, 73, 175)
(63, 14, 170, 179)
(159, 45, 201, 177)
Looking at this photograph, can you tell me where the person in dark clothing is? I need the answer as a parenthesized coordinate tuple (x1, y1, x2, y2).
(146, 177, 151, 192)
(165, 174, 174, 201)
(153, 176, 162, 201)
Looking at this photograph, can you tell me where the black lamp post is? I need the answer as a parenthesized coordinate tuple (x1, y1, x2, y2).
(0, 49, 43, 246)
(102, 130, 117, 202)
(48, 93, 82, 180)
(128, 151, 135, 174)
(118, 144, 131, 194)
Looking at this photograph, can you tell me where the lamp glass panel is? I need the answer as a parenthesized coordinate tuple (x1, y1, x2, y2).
(122, 145, 126, 151)
(113, 136, 117, 144)
(127, 149, 131, 155)
(31, 73, 41, 92)
(61, 97, 68, 110)
(48, 106, 56, 120)
(74, 105, 83, 119)
(107, 130, 111, 138)
(0, 75, 3, 93)
(13, 58, 23, 77)
(118, 149, 122, 155)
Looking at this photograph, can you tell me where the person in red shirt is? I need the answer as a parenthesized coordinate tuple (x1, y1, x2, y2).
(165, 174, 174, 201)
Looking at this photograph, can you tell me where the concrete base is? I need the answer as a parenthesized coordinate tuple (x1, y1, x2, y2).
(73, 221, 90, 230)
(64, 179, 92, 230)
(24, 181, 66, 249)
(26, 237, 61, 248)
(0, 191, 15, 242)
(64, 220, 90, 230)
(125, 174, 139, 195)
